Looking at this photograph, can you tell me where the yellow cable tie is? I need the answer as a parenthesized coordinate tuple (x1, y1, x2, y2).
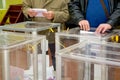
(28, 44, 35, 51)
(26, 44, 33, 52)
(115, 35, 119, 43)
(26, 41, 41, 52)
(49, 28, 54, 32)
(111, 35, 114, 42)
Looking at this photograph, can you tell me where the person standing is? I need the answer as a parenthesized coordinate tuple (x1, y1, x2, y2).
(65, 0, 120, 80)
(68, 0, 120, 33)
(22, 0, 69, 70)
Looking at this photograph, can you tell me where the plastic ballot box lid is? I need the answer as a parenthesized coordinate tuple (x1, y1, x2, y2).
(0, 32, 45, 49)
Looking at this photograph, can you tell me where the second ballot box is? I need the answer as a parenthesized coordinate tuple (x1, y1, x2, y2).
(55, 29, 120, 80)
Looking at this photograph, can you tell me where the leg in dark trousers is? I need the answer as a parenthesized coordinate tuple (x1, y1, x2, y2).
(49, 43, 56, 71)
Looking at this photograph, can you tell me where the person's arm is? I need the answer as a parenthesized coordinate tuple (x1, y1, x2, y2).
(95, 2, 120, 33)
(50, 0, 69, 23)
(107, 2, 120, 28)
(68, 0, 85, 25)
(68, 0, 90, 30)
(22, 0, 34, 18)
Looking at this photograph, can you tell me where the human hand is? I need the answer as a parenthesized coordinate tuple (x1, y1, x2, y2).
(27, 9, 37, 17)
(78, 20, 90, 31)
(95, 23, 112, 33)
(42, 11, 54, 20)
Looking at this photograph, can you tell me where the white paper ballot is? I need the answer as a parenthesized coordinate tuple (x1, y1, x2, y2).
(32, 8, 47, 17)
(80, 30, 94, 34)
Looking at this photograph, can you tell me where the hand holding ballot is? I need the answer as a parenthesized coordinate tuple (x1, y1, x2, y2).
(42, 11, 54, 20)
(27, 8, 54, 20)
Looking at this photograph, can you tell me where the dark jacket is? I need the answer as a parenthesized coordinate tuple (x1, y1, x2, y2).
(67, 0, 120, 28)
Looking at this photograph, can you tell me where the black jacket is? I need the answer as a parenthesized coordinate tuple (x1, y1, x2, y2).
(67, 0, 120, 28)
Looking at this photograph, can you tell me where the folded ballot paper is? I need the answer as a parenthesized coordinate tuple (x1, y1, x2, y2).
(32, 8, 47, 17)
(80, 30, 108, 38)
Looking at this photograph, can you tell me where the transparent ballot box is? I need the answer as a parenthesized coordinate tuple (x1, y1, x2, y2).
(55, 30, 120, 80)
(0, 21, 60, 79)
(0, 32, 47, 80)
(0, 21, 61, 35)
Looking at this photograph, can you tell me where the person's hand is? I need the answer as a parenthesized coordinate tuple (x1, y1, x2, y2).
(27, 9, 37, 17)
(95, 23, 112, 33)
(78, 20, 90, 31)
(42, 11, 54, 20)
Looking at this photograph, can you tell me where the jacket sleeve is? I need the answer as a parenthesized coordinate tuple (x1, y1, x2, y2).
(107, 2, 120, 28)
(68, 0, 85, 25)
(22, 0, 32, 18)
(52, 0, 69, 23)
